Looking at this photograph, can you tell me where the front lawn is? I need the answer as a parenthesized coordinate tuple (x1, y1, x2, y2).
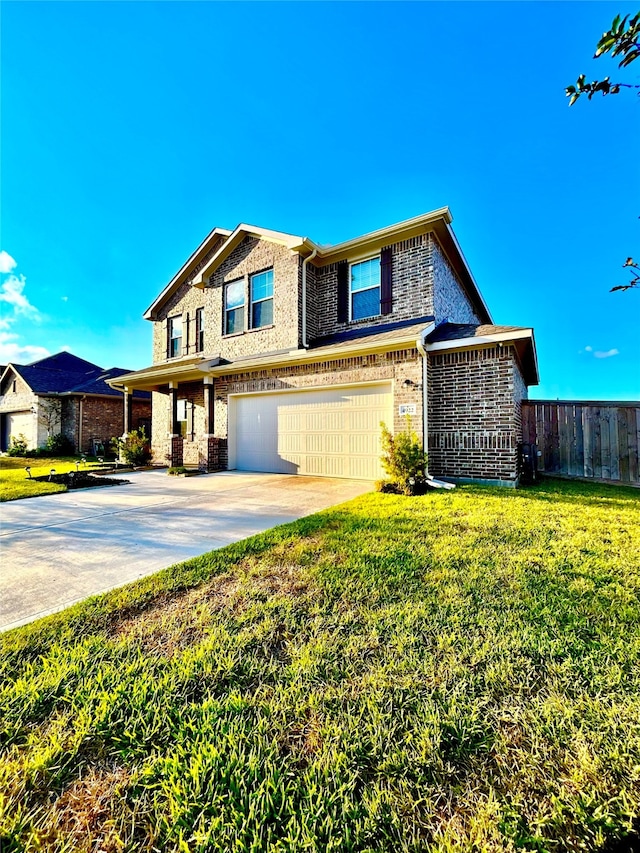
(0, 456, 112, 501)
(1, 479, 639, 852)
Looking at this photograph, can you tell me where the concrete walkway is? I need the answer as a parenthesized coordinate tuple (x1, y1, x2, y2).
(0, 470, 371, 632)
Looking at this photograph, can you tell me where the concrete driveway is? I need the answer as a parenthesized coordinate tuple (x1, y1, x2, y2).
(0, 470, 371, 632)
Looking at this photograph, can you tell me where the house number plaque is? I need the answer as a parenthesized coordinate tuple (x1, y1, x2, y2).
(399, 404, 417, 416)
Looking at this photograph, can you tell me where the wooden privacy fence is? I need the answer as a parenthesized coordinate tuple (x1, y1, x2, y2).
(522, 400, 640, 485)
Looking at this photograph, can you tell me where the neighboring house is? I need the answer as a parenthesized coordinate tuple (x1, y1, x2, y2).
(110, 208, 538, 485)
(0, 352, 151, 453)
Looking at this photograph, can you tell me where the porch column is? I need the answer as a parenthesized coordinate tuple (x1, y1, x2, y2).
(123, 387, 133, 435)
(203, 376, 214, 435)
(168, 382, 179, 435)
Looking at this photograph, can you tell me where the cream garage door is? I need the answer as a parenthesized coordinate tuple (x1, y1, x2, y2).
(4, 411, 33, 449)
(231, 383, 393, 480)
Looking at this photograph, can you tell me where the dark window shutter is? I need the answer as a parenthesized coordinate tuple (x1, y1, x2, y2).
(165, 319, 170, 358)
(381, 247, 393, 315)
(337, 260, 349, 323)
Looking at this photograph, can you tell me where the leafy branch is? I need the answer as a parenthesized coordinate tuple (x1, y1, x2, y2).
(566, 12, 640, 105)
(611, 258, 640, 292)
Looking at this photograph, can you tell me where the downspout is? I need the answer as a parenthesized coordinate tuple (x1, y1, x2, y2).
(301, 248, 318, 348)
(416, 322, 435, 475)
(78, 396, 85, 453)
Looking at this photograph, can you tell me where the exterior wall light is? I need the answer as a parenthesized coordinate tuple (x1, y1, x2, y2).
(403, 379, 423, 390)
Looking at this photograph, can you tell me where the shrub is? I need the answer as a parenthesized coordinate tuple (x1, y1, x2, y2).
(7, 434, 29, 457)
(112, 428, 151, 467)
(380, 418, 428, 495)
(168, 466, 188, 476)
(45, 433, 75, 455)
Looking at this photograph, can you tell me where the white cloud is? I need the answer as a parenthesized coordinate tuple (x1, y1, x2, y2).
(61, 295, 68, 302)
(0, 274, 42, 321)
(581, 344, 619, 359)
(0, 332, 50, 364)
(0, 252, 17, 274)
(0, 254, 47, 365)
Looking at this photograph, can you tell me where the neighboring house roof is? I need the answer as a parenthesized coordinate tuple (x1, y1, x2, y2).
(147, 208, 492, 325)
(426, 322, 539, 385)
(1, 352, 151, 399)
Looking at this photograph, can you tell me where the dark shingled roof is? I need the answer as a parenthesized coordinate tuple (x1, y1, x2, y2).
(427, 323, 531, 343)
(310, 316, 435, 349)
(9, 352, 150, 399)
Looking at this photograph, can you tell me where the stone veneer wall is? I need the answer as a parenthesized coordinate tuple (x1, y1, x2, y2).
(427, 345, 523, 484)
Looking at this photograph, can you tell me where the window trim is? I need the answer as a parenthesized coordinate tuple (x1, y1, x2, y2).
(168, 315, 183, 359)
(249, 268, 274, 330)
(349, 255, 381, 322)
(224, 278, 246, 336)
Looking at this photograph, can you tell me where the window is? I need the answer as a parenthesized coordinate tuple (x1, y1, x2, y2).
(250, 269, 273, 329)
(350, 257, 381, 321)
(225, 280, 245, 335)
(195, 307, 204, 353)
(168, 316, 182, 358)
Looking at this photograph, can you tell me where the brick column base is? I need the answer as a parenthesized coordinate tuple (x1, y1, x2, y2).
(198, 437, 228, 472)
(168, 436, 184, 467)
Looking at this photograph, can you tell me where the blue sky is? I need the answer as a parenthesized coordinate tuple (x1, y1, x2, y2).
(1, 1, 638, 400)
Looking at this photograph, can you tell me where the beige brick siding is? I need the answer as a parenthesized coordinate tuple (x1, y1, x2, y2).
(152, 237, 301, 365)
(431, 239, 481, 324)
(427, 345, 522, 483)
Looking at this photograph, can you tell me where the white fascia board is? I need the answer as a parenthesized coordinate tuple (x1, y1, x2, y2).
(143, 227, 232, 319)
(317, 208, 452, 259)
(426, 328, 534, 352)
(192, 224, 307, 287)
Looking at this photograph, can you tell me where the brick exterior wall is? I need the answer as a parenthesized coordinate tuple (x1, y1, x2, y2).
(427, 345, 524, 484)
(431, 239, 481, 324)
(59, 396, 151, 454)
(152, 236, 302, 365)
(150, 350, 423, 466)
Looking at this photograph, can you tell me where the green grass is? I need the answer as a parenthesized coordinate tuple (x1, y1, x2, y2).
(1, 478, 639, 852)
(0, 456, 111, 501)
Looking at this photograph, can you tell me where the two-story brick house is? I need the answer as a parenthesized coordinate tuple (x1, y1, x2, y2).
(110, 208, 538, 485)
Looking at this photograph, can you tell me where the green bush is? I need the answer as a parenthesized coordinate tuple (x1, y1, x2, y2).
(6, 434, 29, 457)
(168, 466, 188, 475)
(380, 418, 428, 495)
(112, 428, 151, 467)
(44, 433, 75, 455)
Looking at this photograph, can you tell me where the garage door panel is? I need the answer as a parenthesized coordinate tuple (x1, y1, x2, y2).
(233, 383, 393, 480)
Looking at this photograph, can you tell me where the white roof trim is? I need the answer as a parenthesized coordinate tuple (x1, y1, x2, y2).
(426, 328, 534, 352)
(144, 226, 232, 319)
(192, 224, 307, 286)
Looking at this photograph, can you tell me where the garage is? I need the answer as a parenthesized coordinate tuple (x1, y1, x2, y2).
(2, 411, 33, 452)
(229, 382, 393, 480)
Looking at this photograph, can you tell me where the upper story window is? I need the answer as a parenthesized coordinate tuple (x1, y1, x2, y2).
(168, 316, 182, 358)
(350, 257, 381, 321)
(195, 307, 204, 353)
(250, 269, 273, 329)
(225, 279, 245, 335)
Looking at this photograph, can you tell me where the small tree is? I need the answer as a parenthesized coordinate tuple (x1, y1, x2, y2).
(38, 397, 62, 439)
(379, 418, 428, 495)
